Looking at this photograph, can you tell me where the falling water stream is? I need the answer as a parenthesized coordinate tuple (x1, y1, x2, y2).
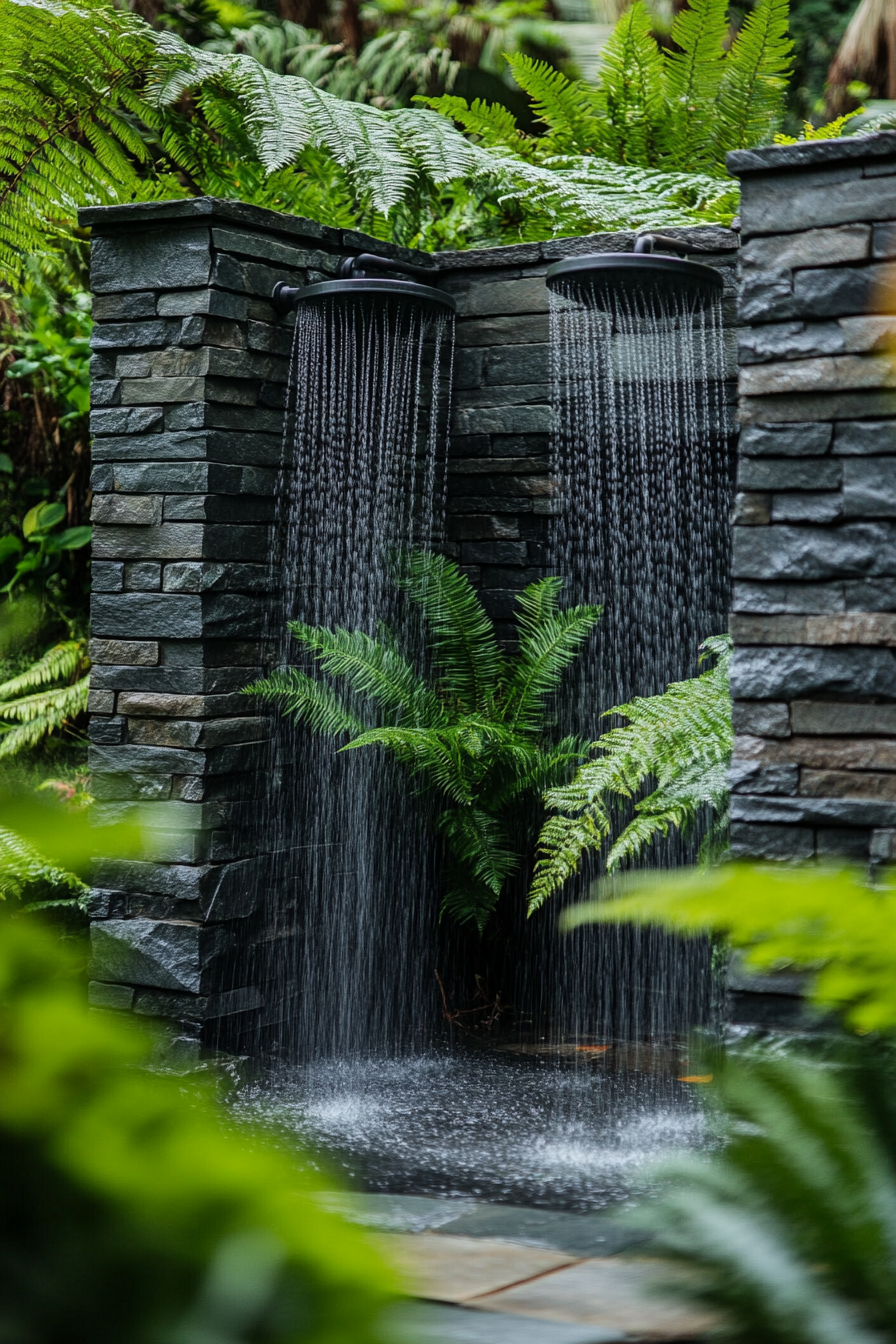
(242, 267, 731, 1215)
(546, 275, 731, 1046)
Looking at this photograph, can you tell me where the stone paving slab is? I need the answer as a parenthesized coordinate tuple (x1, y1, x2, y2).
(473, 1256, 716, 1340)
(379, 1233, 578, 1302)
(387, 1301, 627, 1344)
(316, 1191, 652, 1255)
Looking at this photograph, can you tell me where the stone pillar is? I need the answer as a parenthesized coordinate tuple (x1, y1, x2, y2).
(81, 198, 438, 1054)
(728, 132, 896, 864)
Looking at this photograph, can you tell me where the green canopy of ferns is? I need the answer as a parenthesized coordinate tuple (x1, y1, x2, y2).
(0, 639, 90, 757)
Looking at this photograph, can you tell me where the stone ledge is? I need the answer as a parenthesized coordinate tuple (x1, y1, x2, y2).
(728, 131, 896, 176)
(731, 793, 896, 827)
(791, 700, 896, 734)
(734, 732, 896, 769)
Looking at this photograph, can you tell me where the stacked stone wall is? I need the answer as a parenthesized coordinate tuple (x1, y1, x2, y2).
(729, 132, 896, 865)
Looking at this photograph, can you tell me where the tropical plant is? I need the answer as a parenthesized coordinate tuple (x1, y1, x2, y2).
(247, 552, 601, 930)
(638, 1043, 896, 1344)
(0, 909, 396, 1344)
(529, 635, 732, 914)
(563, 862, 896, 1035)
(0, 0, 791, 283)
(0, 638, 90, 757)
(425, 0, 793, 180)
(0, 501, 91, 600)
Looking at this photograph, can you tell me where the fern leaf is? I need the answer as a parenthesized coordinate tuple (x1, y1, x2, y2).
(591, 2, 669, 168)
(502, 53, 600, 155)
(287, 622, 442, 724)
(401, 552, 505, 715)
(712, 0, 793, 163)
(340, 726, 475, 805)
(663, 0, 729, 170)
(243, 667, 366, 736)
(0, 824, 85, 901)
(0, 641, 86, 701)
(505, 578, 601, 734)
(416, 94, 528, 154)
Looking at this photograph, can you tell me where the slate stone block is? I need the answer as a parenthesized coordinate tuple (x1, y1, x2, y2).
(740, 389, 896, 425)
(91, 229, 212, 293)
(731, 700, 791, 737)
(89, 918, 228, 993)
(791, 700, 896, 734)
(454, 277, 550, 318)
(731, 645, 896, 700)
(730, 822, 815, 860)
(91, 379, 121, 407)
(483, 344, 550, 385)
(162, 561, 271, 593)
(164, 402, 284, 437)
(740, 422, 833, 456)
(92, 292, 157, 321)
(737, 458, 842, 490)
(740, 224, 871, 271)
(454, 406, 552, 435)
(88, 982, 135, 1010)
(92, 772, 173, 802)
(180, 316, 246, 349)
(874, 222, 896, 258)
(732, 793, 896, 828)
(117, 353, 152, 378)
(834, 420, 896, 454)
(88, 717, 126, 745)
(91, 593, 204, 639)
(732, 523, 896, 581)
(461, 541, 528, 564)
(792, 265, 890, 319)
(740, 353, 896, 398)
(802, 767, 896, 800)
(122, 376, 206, 406)
(729, 760, 800, 794)
(738, 270, 796, 322)
(90, 321, 180, 350)
(771, 493, 843, 523)
(734, 492, 771, 524)
(92, 523, 204, 561)
(92, 494, 163, 526)
(156, 289, 249, 319)
(89, 638, 159, 666)
(90, 406, 164, 437)
(456, 314, 550, 347)
(738, 322, 844, 365)
(87, 690, 115, 714)
(92, 562, 124, 593)
(732, 581, 845, 613)
(124, 561, 162, 591)
(738, 169, 896, 237)
(124, 717, 269, 750)
(843, 457, 896, 516)
(845, 578, 896, 609)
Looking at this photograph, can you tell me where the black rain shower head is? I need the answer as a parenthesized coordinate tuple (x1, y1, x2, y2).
(272, 251, 456, 316)
(545, 233, 723, 304)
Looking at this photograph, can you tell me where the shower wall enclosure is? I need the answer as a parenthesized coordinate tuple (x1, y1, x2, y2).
(82, 198, 738, 1051)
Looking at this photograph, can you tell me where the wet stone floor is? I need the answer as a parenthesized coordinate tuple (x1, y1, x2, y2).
(237, 1045, 716, 1342)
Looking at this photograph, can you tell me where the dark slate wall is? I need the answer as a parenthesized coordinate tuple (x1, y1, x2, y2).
(82, 200, 738, 1049)
(728, 132, 896, 866)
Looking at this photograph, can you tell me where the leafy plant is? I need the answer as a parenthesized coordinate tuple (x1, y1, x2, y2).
(529, 636, 732, 913)
(0, 637, 90, 756)
(0, 0, 767, 283)
(247, 552, 601, 930)
(425, 0, 793, 180)
(0, 910, 397, 1344)
(640, 1044, 896, 1344)
(0, 501, 91, 599)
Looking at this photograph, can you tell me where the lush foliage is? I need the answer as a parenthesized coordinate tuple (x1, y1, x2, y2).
(0, 910, 396, 1343)
(0, 637, 89, 757)
(643, 1043, 896, 1344)
(247, 552, 600, 930)
(529, 635, 732, 913)
(428, 0, 792, 183)
(0, 0, 799, 280)
(564, 863, 896, 1034)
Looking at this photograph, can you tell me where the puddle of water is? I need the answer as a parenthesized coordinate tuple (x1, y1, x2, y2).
(236, 1046, 709, 1213)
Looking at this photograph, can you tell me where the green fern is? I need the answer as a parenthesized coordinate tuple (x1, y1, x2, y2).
(0, 639, 90, 756)
(529, 635, 732, 913)
(0, 824, 85, 903)
(590, 4, 669, 167)
(713, 0, 793, 162)
(663, 0, 730, 169)
(246, 552, 601, 931)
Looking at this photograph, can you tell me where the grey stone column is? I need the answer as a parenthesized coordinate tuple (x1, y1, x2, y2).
(728, 132, 896, 863)
(80, 198, 438, 1054)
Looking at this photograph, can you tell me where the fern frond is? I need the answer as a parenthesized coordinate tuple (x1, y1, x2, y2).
(712, 0, 793, 163)
(0, 641, 86, 701)
(529, 637, 732, 910)
(0, 676, 90, 756)
(287, 622, 442, 724)
(505, 578, 601, 733)
(340, 726, 475, 804)
(591, 1, 669, 168)
(663, 0, 729, 170)
(0, 824, 85, 901)
(502, 53, 600, 155)
(416, 94, 529, 154)
(438, 806, 519, 930)
(243, 667, 367, 736)
(401, 552, 505, 714)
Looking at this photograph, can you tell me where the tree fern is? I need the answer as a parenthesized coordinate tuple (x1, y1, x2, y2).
(0, 639, 90, 756)
(529, 635, 732, 913)
(247, 552, 600, 930)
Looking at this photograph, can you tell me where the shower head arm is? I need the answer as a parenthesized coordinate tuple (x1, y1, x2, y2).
(338, 252, 437, 283)
(633, 233, 691, 258)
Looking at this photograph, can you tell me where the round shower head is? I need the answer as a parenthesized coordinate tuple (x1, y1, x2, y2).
(545, 250, 723, 304)
(274, 277, 456, 315)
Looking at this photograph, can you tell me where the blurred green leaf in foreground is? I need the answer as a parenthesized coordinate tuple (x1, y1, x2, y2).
(0, 912, 396, 1344)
